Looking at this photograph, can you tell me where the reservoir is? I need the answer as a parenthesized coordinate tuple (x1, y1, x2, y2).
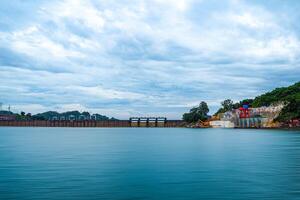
(0, 127, 300, 200)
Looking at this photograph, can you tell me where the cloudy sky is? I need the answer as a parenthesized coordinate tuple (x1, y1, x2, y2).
(0, 0, 299, 119)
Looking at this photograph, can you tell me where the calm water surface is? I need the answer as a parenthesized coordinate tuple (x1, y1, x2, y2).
(0, 127, 300, 200)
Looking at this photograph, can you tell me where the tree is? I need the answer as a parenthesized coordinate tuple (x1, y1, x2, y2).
(21, 111, 25, 116)
(214, 99, 234, 115)
(82, 111, 90, 116)
(276, 98, 300, 122)
(25, 113, 32, 120)
(199, 101, 209, 115)
(182, 101, 209, 123)
(31, 115, 46, 120)
(221, 99, 233, 111)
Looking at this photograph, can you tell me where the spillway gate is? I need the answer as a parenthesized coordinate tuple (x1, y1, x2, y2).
(129, 117, 167, 127)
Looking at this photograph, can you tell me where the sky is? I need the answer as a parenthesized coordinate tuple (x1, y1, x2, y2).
(0, 0, 300, 119)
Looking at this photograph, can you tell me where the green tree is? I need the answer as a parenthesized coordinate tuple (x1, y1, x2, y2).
(26, 113, 32, 120)
(276, 98, 300, 121)
(221, 99, 233, 111)
(183, 101, 209, 123)
(199, 101, 209, 115)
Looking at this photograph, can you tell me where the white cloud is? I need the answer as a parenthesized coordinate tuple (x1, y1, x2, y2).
(65, 85, 146, 100)
(154, 0, 193, 12)
(11, 104, 50, 114)
(8, 26, 85, 60)
(228, 12, 272, 29)
(243, 35, 300, 60)
(41, 0, 105, 32)
(0, 0, 300, 118)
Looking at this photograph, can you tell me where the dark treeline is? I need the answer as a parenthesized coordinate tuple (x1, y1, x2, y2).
(0, 110, 117, 121)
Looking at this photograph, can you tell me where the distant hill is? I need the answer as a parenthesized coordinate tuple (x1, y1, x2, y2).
(0, 110, 14, 115)
(32, 111, 114, 121)
(0, 109, 117, 121)
(252, 82, 300, 107)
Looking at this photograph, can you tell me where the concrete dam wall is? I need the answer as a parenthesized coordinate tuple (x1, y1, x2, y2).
(0, 120, 184, 128)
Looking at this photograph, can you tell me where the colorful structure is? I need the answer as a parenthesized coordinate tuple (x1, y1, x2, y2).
(210, 102, 284, 128)
(238, 103, 250, 118)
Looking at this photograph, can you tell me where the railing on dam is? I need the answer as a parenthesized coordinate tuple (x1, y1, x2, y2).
(0, 119, 184, 128)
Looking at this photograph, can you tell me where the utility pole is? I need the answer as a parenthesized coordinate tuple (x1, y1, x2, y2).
(0, 102, 2, 111)
(8, 105, 11, 112)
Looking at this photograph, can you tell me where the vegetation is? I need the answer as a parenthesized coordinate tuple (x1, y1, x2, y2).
(251, 82, 300, 106)
(32, 111, 60, 120)
(215, 98, 254, 115)
(214, 81, 300, 122)
(32, 111, 112, 121)
(222, 99, 234, 111)
(183, 101, 209, 123)
(215, 99, 234, 115)
(250, 81, 300, 121)
(0, 110, 14, 115)
(0, 109, 115, 121)
(276, 99, 300, 122)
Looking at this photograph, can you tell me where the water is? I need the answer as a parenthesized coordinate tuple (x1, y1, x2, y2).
(0, 127, 300, 200)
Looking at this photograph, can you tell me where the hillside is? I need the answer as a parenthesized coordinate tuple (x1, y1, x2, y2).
(32, 111, 112, 121)
(251, 82, 300, 107)
(214, 81, 300, 122)
(251, 81, 300, 121)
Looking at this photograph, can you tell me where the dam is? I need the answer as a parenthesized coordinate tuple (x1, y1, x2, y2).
(0, 119, 184, 128)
